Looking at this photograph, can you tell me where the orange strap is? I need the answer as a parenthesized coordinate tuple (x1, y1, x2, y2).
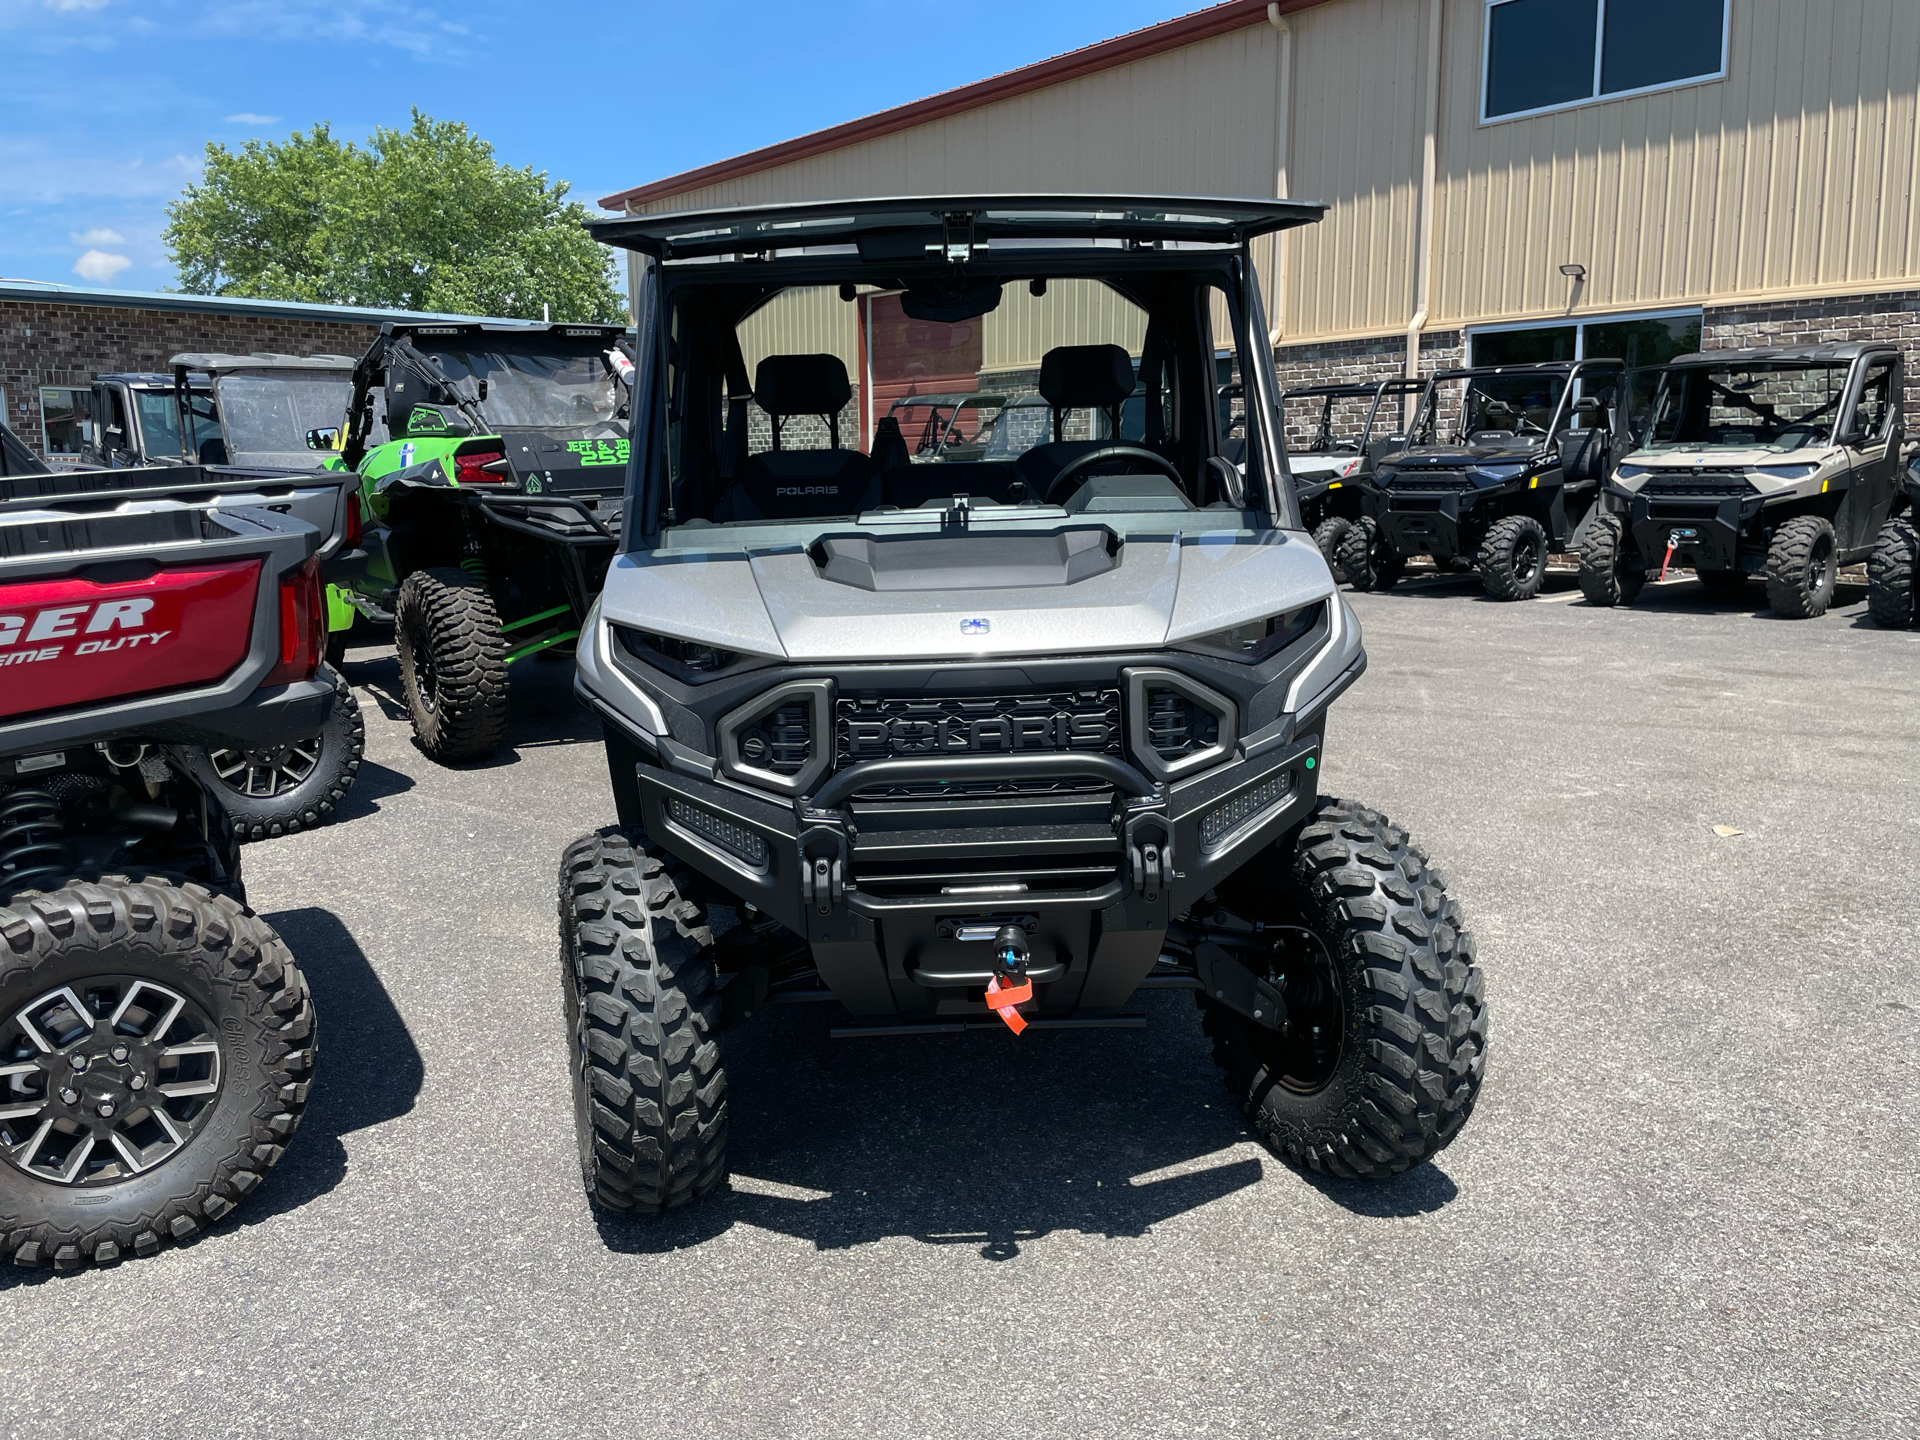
(1659, 540, 1677, 582)
(985, 975, 1032, 1034)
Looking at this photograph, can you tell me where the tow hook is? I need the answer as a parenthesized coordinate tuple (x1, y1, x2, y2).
(1660, 527, 1699, 582)
(984, 924, 1034, 1035)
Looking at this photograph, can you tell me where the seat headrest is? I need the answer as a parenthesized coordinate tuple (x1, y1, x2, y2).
(1038, 344, 1135, 410)
(754, 354, 851, 417)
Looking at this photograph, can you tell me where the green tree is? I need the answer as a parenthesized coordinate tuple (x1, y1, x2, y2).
(163, 111, 624, 323)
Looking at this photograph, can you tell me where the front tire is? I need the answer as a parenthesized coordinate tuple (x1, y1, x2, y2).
(1577, 513, 1646, 607)
(394, 567, 509, 763)
(1867, 516, 1917, 628)
(1311, 516, 1354, 584)
(0, 877, 315, 1268)
(1335, 517, 1406, 593)
(1478, 514, 1549, 600)
(1763, 515, 1839, 618)
(559, 830, 727, 1214)
(178, 666, 364, 843)
(1203, 798, 1487, 1179)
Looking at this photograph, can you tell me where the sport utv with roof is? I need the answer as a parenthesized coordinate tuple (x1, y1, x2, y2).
(558, 194, 1488, 1214)
(1580, 343, 1906, 618)
(321, 321, 632, 762)
(1, 460, 335, 1267)
(1340, 361, 1624, 599)
(1280, 378, 1425, 579)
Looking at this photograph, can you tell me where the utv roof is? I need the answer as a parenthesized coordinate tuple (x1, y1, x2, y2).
(1658, 342, 1894, 367)
(888, 392, 1007, 409)
(382, 320, 626, 339)
(96, 372, 208, 387)
(1282, 378, 1427, 400)
(588, 194, 1327, 260)
(169, 351, 357, 374)
(1429, 360, 1624, 381)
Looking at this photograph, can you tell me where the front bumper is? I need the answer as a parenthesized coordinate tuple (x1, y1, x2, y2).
(1619, 484, 1762, 572)
(614, 720, 1325, 1021)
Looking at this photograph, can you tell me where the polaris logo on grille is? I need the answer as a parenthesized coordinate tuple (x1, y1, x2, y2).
(960, 618, 990, 635)
(775, 486, 838, 496)
(844, 711, 1114, 758)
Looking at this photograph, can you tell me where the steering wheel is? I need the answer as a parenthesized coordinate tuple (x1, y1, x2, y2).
(1043, 444, 1185, 505)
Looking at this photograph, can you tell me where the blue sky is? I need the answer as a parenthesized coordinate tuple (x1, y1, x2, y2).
(0, 0, 1186, 294)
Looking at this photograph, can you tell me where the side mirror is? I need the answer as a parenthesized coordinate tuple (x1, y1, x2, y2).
(306, 426, 340, 451)
(1206, 454, 1245, 508)
(1835, 422, 1866, 448)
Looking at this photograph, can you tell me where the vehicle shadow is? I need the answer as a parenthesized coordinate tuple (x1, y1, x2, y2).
(0, 907, 422, 1287)
(328, 758, 415, 825)
(594, 991, 1457, 1261)
(233, 905, 425, 1228)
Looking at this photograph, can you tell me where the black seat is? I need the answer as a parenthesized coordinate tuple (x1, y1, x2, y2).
(1013, 344, 1138, 498)
(714, 355, 881, 521)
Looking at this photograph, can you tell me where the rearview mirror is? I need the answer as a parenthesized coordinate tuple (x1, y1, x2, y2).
(306, 426, 340, 451)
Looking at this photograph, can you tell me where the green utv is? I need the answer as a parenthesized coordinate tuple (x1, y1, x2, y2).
(321, 322, 633, 762)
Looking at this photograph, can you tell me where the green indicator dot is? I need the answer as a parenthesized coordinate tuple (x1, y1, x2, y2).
(1304, 756, 1316, 769)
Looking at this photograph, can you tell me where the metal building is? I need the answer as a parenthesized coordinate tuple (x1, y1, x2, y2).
(602, 0, 1920, 410)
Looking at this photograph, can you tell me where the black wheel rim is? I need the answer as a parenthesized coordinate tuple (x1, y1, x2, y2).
(1809, 534, 1835, 596)
(207, 739, 320, 799)
(408, 617, 439, 713)
(0, 977, 224, 1187)
(1514, 534, 1541, 584)
(1240, 929, 1346, 1095)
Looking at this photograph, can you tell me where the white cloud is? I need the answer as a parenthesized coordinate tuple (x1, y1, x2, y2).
(72, 249, 132, 283)
(224, 112, 281, 125)
(45, 0, 110, 10)
(69, 227, 126, 245)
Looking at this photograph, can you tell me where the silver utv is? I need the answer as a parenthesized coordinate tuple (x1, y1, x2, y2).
(561, 195, 1488, 1212)
(1581, 342, 1906, 617)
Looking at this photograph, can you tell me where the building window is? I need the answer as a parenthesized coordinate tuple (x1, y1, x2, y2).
(1469, 311, 1702, 431)
(1482, 0, 1728, 123)
(38, 386, 94, 458)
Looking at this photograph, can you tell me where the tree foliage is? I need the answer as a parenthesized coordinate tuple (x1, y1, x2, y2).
(163, 111, 624, 323)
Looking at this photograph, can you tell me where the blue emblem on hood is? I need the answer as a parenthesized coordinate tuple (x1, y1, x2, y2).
(960, 618, 990, 636)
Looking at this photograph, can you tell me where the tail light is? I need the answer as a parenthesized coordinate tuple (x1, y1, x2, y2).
(454, 448, 508, 484)
(343, 488, 364, 548)
(265, 558, 324, 685)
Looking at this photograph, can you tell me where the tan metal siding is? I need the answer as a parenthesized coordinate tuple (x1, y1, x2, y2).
(982, 279, 1147, 372)
(1434, 0, 1920, 328)
(736, 287, 859, 376)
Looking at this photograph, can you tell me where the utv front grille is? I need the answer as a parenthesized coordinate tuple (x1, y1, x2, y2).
(1144, 687, 1219, 760)
(1639, 472, 1757, 499)
(1387, 470, 1475, 492)
(834, 689, 1121, 798)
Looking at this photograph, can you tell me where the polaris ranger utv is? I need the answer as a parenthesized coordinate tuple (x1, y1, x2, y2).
(324, 321, 632, 762)
(1580, 344, 1906, 618)
(561, 195, 1488, 1213)
(1280, 378, 1425, 577)
(0, 462, 335, 1266)
(1867, 450, 1919, 628)
(1341, 361, 1624, 599)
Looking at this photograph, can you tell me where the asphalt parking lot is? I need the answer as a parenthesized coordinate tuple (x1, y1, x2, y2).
(3, 569, 1915, 1440)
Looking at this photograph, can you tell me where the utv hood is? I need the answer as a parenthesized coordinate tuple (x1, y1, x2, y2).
(1385, 441, 1547, 470)
(595, 525, 1337, 663)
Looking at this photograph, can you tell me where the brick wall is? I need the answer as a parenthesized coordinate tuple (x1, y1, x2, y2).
(1, 298, 379, 459)
(1271, 330, 1463, 448)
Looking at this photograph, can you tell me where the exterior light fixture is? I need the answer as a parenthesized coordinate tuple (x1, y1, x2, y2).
(1559, 263, 1587, 279)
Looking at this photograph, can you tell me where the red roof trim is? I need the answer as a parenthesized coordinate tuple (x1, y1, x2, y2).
(601, 0, 1327, 211)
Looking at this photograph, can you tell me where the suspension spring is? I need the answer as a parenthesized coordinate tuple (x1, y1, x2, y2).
(0, 788, 69, 895)
(460, 554, 489, 583)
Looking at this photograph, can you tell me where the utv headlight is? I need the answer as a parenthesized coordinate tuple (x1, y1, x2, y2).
(1615, 463, 1648, 478)
(1756, 463, 1820, 481)
(1176, 601, 1324, 665)
(1473, 463, 1526, 482)
(615, 625, 745, 683)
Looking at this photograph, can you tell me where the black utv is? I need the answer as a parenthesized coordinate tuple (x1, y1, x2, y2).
(1582, 343, 1907, 618)
(1340, 361, 1624, 599)
(1280, 378, 1425, 577)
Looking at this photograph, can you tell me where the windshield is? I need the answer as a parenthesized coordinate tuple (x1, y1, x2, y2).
(133, 387, 219, 461)
(1420, 373, 1568, 442)
(215, 373, 351, 462)
(655, 266, 1256, 539)
(422, 345, 623, 431)
(1638, 362, 1847, 451)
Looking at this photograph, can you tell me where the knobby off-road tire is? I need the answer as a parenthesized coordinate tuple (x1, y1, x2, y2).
(1478, 514, 1550, 601)
(0, 877, 314, 1268)
(1311, 517, 1354, 584)
(1577, 513, 1647, 607)
(1763, 514, 1839, 619)
(394, 567, 509, 763)
(558, 830, 727, 1214)
(1204, 798, 1487, 1179)
(1335, 517, 1407, 592)
(179, 666, 364, 843)
(1867, 516, 1918, 628)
